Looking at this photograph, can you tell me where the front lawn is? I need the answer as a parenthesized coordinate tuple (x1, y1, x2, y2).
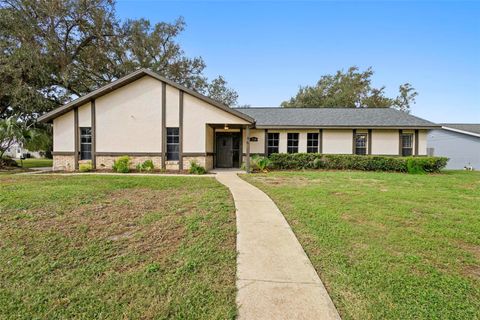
(243, 171, 480, 320)
(15, 158, 53, 168)
(0, 175, 236, 319)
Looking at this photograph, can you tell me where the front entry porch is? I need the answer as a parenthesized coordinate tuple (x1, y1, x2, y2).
(216, 132, 241, 168)
(209, 124, 251, 171)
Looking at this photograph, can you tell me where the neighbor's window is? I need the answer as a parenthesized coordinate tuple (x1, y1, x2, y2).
(267, 133, 279, 156)
(80, 127, 92, 160)
(166, 127, 180, 161)
(307, 133, 319, 153)
(287, 133, 299, 153)
(401, 133, 413, 156)
(355, 133, 367, 155)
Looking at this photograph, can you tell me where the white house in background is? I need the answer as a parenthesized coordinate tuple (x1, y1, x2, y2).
(3, 140, 42, 159)
(38, 69, 439, 172)
(427, 124, 480, 170)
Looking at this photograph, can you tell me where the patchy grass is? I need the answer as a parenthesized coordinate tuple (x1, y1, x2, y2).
(15, 158, 53, 168)
(0, 175, 236, 319)
(242, 170, 480, 320)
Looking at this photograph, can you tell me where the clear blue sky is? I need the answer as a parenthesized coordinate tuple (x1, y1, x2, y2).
(116, 0, 480, 123)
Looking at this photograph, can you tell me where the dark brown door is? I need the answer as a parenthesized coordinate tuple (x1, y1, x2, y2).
(216, 134, 234, 168)
(216, 133, 241, 168)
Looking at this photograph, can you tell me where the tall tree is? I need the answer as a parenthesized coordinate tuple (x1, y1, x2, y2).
(281, 66, 417, 112)
(0, 0, 238, 124)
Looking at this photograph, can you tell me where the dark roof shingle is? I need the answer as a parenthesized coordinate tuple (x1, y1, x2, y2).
(237, 107, 437, 128)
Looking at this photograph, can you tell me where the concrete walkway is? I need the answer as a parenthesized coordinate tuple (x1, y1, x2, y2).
(216, 172, 341, 320)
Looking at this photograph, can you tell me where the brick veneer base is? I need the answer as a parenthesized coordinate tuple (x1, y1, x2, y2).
(53, 155, 75, 171)
(53, 155, 214, 172)
(182, 156, 213, 171)
(95, 156, 163, 171)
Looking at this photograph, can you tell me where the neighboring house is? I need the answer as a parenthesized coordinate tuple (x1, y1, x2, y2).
(3, 140, 42, 159)
(427, 124, 480, 170)
(38, 69, 439, 171)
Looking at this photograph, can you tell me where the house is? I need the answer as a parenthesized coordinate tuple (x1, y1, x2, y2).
(427, 124, 480, 169)
(3, 140, 42, 159)
(38, 69, 439, 171)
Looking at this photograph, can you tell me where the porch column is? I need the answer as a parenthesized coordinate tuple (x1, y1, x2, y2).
(245, 126, 251, 173)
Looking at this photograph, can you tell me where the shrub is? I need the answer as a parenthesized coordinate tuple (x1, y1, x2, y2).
(112, 156, 131, 173)
(189, 160, 206, 175)
(0, 157, 18, 168)
(79, 161, 92, 172)
(245, 155, 272, 172)
(136, 159, 155, 172)
(405, 157, 449, 174)
(268, 153, 319, 170)
(267, 153, 448, 173)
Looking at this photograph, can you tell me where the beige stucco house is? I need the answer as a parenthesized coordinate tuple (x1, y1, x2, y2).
(39, 69, 439, 172)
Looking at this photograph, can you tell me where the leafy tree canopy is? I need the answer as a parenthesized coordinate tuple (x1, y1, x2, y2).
(0, 0, 239, 123)
(281, 66, 418, 113)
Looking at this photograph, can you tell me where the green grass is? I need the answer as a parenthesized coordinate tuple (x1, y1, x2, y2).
(242, 170, 480, 320)
(15, 158, 53, 168)
(0, 175, 236, 319)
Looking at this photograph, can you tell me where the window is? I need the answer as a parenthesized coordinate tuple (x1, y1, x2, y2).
(307, 133, 319, 153)
(287, 133, 299, 153)
(401, 133, 413, 156)
(80, 127, 92, 160)
(166, 127, 180, 161)
(267, 133, 279, 156)
(354, 133, 367, 155)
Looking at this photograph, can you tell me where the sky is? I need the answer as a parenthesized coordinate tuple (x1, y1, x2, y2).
(116, 0, 480, 123)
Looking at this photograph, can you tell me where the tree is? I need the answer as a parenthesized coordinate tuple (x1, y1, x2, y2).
(281, 66, 418, 112)
(394, 83, 418, 113)
(205, 76, 239, 107)
(0, 116, 24, 160)
(22, 125, 53, 158)
(0, 0, 238, 124)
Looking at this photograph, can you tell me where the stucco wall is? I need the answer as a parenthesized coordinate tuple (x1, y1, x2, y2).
(95, 76, 162, 153)
(165, 84, 179, 127)
(418, 130, 428, 156)
(53, 112, 75, 152)
(371, 129, 398, 155)
(242, 129, 266, 154)
(322, 129, 353, 154)
(428, 129, 480, 169)
(182, 94, 249, 153)
(77, 102, 91, 127)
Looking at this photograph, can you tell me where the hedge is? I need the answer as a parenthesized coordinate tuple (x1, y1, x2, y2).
(267, 153, 448, 173)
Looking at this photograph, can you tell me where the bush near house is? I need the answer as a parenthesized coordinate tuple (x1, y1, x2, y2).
(189, 160, 207, 175)
(79, 161, 93, 172)
(268, 153, 448, 173)
(136, 159, 155, 172)
(112, 156, 131, 173)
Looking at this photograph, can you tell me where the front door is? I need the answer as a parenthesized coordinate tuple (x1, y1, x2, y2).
(216, 133, 241, 168)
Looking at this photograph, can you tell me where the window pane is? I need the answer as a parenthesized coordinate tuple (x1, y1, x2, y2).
(307, 133, 319, 153)
(402, 134, 413, 148)
(267, 133, 279, 156)
(166, 127, 180, 161)
(354, 134, 367, 155)
(401, 134, 413, 156)
(80, 127, 92, 160)
(287, 133, 299, 154)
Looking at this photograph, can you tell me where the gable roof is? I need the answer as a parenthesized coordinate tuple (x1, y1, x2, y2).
(237, 107, 439, 129)
(441, 123, 480, 137)
(38, 69, 254, 123)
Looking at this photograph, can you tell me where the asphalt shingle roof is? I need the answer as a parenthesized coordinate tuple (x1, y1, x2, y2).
(441, 123, 480, 135)
(236, 107, 438, 128)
